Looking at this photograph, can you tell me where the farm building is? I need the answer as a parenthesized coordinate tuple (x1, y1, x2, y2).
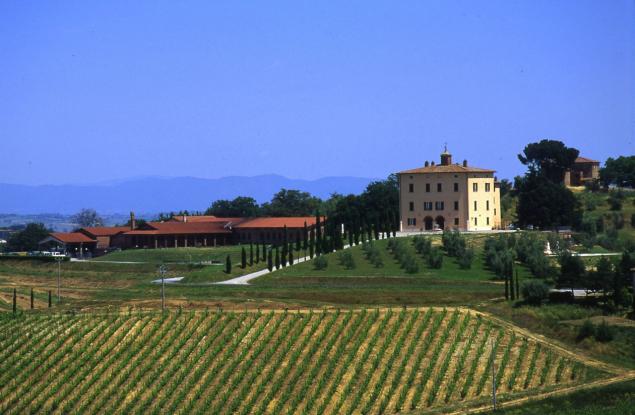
(39, 214, 323, 256)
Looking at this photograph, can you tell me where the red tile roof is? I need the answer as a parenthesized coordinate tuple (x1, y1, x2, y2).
(398, 164, 495, 174)
(125, 221, 232, 235)
(49, 232, 96, 244)
(233, 217, 322, 229)
(80, 226, 129, 237)
(575, 156, 599, 164)
(170, 215, 247, 224)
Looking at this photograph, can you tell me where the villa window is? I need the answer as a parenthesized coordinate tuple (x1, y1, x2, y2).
(486, 200, 490, 211)
(487, 217, 490, 225)
(409, 183, 414, 193)
(472, 183, 478, 192)
(485, 183, 491, 192)
(437, 183, 442, 192)
(454, 182, 459, 192)
(474, 201, 477, 211)
(409, 201, 414, 211)
(407, 218, 417, 226)
(454, 201, 459, 210)
(474, 217, 478, 226)
(426, 183, 431, 192)
(423, 202, 433, 211)
(454, 218, 459, 226)
(435, 201, 444, 210)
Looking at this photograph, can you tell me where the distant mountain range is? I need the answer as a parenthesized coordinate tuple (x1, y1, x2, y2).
(0, 175, 378, 215)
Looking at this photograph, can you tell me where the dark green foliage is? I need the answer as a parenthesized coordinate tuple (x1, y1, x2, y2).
(313, 255, 328, 270)
(295, 233, 301, 251)
(249, 243, 254, 266)
(442, 230, 466, 256)
(412, 236, 432, 257)
(558, 252, 586, 289)
(521, 280, 550, 306)
(241, 247, 247, 269)
(225, 255, 232, 274)
(600, 156, 635, 187)
(275, 247, 280, 270)
(205, 196, 260, 217)
(514, 233, 554, 279)
(30, 288, 34, 309)
(288, 248, 294, 265)
(13, 288, 16, 313)
(303, 222, 308, 251)
(337, 251, 356, 270)
(456, 247, 474, 270)
(255, 243, 260, 264)
(504, 274, 509, 300)
(427, 247, 443, 269)
(262, 189, 321, 216)
(631, 213, 635, 229)
(577, 319, 595, 341)
(261, 241, 266, 262)
(6, 223, 50, 252)
(594, 320, 614, 342)
(517, 173, 582, 228)
(309, 239, 314, 259)
(267, 249, 273, 271)
(608, 191, 624, 211)
(518, 139, 579, 183)
(48, 290, 51, 308)
(610, 212, 624, 230)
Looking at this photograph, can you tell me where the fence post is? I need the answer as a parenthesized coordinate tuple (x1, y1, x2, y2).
(30, 288, 34, 309)
(48, 290, 52, 308)
(13, 288, 17, 314)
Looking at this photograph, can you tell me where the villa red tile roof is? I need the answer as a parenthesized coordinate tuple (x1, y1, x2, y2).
(398, 164, 495, 174)
(171, 215, 247, 224)
(49, 232, 96, 244)
(233, 217, 322, 229)
(575, 156, 599, 164)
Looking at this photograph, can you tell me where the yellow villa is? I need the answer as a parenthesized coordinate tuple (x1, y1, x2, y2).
(397, 148, 501, 232)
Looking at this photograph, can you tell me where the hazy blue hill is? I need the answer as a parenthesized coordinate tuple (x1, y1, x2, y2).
(0, 175, 377, 214)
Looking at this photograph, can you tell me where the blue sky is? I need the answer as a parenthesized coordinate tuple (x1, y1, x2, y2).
(1, 1, 633, 185)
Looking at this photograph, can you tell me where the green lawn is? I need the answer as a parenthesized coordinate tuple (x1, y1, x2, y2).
(93, 246, 246, 264)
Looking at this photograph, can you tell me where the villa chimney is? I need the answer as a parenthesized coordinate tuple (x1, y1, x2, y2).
(424, 161, 429, 167)
(184, 216, 188, 223)
(431, 161, 435, 166)
(130, 211, 136, 230)
(463, 159, 468, 167)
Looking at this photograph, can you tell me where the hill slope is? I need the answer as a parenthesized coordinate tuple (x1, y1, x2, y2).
(0, 308, 610, 414)
(0, 174, 377, 214)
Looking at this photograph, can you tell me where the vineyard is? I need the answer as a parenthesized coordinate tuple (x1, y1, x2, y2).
(0, 307, 608, 414)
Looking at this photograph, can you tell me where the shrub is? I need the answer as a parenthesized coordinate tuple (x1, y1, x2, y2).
(337, 251, 356, 270)
(610, 212, 624, 230)
(631, 213, 635, 229)
(521, 280, 549, 306)
(456, 247, 474, 270)
(412, 236, 432, 257)
(594, 320, 614, 342)
(608, 191, 624, 211)
(577, 319, 595, 341)
(442, 230, 466, 257)
(313, 256, 328, 270)
(427, 248, 443, 269)
(401, 255, 419, 274)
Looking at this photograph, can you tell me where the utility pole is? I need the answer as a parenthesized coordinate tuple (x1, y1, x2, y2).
(491, 338, 497, 410)
(159, 265, 167, 311)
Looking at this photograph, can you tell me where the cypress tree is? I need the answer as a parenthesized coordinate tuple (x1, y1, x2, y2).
(509, 270, 515, 300)
(267, 249, 273, 271)
(225, 255, 232, 274)
(255, 243, 260, 264)
(48, 290, 51, 308)
(30, 288, 34, 309)
(289, 246, 294, 265)
(315, 212, 322, 256)
(275, 247, 280, 269)
(504, 274, 509, 300)
(374, 222, 380, 240)
(262, 241, 267, 262)
(13, 288, 16, 313)
(249, 243, 254, 266)
(241, 247, 247, 269)
(515, 268, 520, 299)
(310, 229, 317, 257)
(309, 240, 314, 259)
(303, 221, 308, 251)
(281, 243, 288, 268)
(295, 233, 301, 251)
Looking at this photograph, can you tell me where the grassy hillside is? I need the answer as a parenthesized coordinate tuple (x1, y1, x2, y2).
(0, 308, 610, 415)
